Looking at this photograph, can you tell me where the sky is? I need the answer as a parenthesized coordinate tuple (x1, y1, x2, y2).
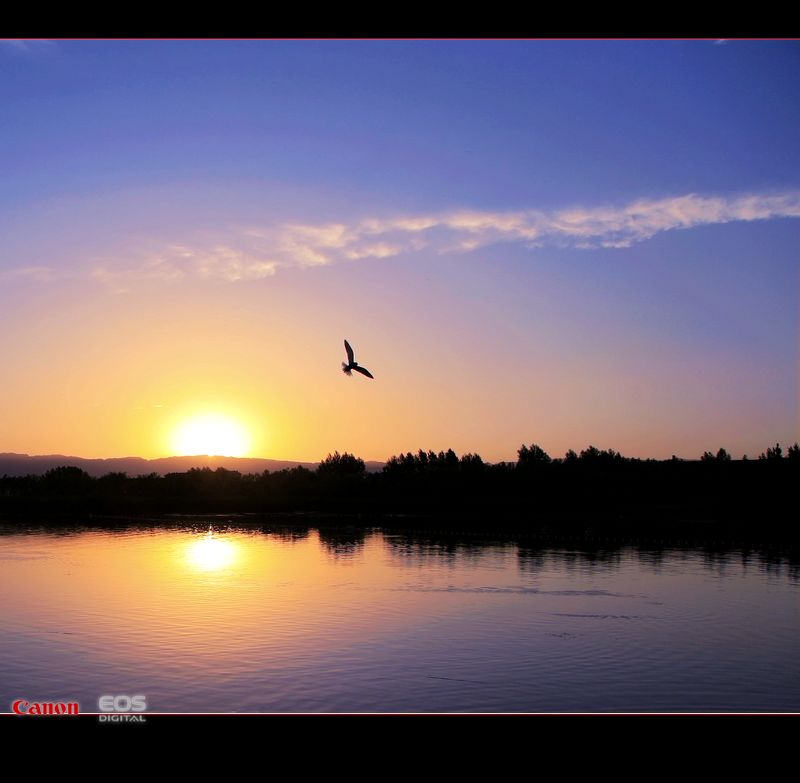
(0, 39, 798, 462)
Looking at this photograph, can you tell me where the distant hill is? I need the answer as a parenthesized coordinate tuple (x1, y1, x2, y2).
(0, 453, 384, 477)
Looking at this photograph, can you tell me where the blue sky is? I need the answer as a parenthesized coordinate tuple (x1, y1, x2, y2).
(1, 39, 798, 460)
(4, 41, 798, 208)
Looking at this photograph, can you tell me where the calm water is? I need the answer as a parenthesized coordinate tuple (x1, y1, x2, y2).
(1, 522, 798, 713)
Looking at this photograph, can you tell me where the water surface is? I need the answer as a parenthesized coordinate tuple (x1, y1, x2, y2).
(1, 523, 798, 712)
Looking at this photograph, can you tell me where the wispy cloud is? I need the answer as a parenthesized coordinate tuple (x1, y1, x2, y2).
(0, 265, 60, 282)
(64, 190, 800, 289)
(1, 39, 55, 54)
(90, 245, 278, 292)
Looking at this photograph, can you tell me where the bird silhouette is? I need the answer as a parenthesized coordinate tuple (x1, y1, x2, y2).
(342, 339, 374, 379)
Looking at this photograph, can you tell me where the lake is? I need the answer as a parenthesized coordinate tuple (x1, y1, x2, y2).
(1, 522, 798, 713)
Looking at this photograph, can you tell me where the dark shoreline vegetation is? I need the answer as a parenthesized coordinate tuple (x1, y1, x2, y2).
(1, 442, 798, 543)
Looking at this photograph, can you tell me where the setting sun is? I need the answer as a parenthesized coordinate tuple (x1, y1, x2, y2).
(171, 414, 250, 457)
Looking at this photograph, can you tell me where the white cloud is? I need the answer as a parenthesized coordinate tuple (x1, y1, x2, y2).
(345, 243, 403, 260)
(35, 190, 800, 290)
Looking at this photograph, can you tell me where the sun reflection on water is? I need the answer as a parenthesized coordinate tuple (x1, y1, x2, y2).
(186, 531, 238, 572)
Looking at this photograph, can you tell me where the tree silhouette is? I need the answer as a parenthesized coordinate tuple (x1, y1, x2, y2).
(580, 445, 601, 461)
(701, 448, 731, 462)
(2, 437, 798, 530)
(317, 451, 366, 476)
(459, 453, 485, 474)
(517, 443, 551, 465)
(41, 466, 92, 493)
(759, 443, 783, 460)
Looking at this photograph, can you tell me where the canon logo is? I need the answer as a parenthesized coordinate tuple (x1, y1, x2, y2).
(12, 699, 79, 715)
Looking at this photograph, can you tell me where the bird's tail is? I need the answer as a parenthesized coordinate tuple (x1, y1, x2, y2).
(342, 363, 352, 376)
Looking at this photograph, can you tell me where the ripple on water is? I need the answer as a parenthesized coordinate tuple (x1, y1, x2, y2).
(0, 526, 798, 712)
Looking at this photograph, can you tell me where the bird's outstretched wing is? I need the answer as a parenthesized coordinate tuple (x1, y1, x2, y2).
(353, 365, 374, 379)
(344, 339, 354, 365)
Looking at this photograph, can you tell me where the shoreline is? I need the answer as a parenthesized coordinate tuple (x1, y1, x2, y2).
(2, 509, 798, 552)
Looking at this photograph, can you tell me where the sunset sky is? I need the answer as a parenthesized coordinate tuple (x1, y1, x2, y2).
(1, 39, 798, 462)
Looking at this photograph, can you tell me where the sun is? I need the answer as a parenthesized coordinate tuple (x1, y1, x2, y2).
(171, 413, 250, 457)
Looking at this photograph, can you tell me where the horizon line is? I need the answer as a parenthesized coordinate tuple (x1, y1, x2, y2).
(2, 441, 797, 467)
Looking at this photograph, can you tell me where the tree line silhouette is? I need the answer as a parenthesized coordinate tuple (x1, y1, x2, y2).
(1, 442, 797, 538)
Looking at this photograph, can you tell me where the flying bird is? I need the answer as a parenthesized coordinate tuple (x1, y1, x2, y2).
(342, 339, 374, 379)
